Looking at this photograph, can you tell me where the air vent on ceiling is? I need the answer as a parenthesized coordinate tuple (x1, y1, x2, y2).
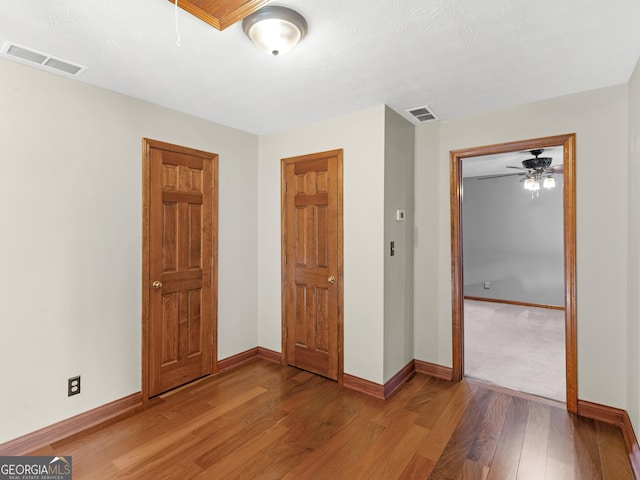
(1, 41, 86, 77)
(407, 105, 438, 123)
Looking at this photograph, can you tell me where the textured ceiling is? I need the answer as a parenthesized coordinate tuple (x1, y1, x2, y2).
(1, 0, 639, 135)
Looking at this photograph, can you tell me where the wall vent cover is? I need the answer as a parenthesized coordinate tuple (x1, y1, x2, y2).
(407, 105, 438, 123)
(1, 41, 86, 77)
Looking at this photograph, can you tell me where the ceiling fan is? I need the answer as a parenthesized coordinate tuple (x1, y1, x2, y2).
(477, 149, 563, 193)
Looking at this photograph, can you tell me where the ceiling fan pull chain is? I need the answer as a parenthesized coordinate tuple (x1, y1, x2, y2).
(174, 0, 182, 47)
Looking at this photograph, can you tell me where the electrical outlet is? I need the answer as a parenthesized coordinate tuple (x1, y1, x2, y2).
(484, 281, 491, 289)
(68, 376, 81, 396)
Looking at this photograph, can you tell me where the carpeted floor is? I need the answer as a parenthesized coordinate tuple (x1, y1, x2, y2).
(464, 299, 566, 402)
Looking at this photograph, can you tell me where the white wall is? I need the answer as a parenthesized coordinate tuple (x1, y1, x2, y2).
(627, 57, 640, 437)
(258, 106, 387, 384)
(0, 58, 259, 444)
(414, 85, 629, 408)
(462, 174, 564, 306)
(383, 107, 415, 382)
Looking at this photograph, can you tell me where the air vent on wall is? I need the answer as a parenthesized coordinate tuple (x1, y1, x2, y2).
(1, 41, 86, 77)
(407, 105, 438, 123)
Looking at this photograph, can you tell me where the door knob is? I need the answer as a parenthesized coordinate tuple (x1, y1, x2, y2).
(152, 280, 163, 289)
(328, 276, 336, 284)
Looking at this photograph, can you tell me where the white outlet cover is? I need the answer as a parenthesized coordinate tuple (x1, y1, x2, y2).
(396, 209, 406, 222)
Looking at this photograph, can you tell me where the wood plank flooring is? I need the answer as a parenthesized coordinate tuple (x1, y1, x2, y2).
(30, 359, 634, 479)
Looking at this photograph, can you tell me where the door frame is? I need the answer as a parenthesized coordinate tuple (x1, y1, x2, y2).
(280, 149, 345, 383)
(141, 138, 219, 402)
(450, 133, 577, 412)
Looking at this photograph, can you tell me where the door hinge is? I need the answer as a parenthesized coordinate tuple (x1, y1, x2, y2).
(285, 181, 288, 193)
(284, 253, 287, 265)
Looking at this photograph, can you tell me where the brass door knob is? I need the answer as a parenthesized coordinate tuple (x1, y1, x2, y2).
(328, 276, 336, 284)
(152, 281, 163, 289)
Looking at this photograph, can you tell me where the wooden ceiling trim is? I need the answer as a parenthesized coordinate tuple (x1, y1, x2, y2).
(169, 0, 271, 31)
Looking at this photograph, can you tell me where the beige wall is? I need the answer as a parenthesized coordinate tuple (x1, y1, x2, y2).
(257, 105, 416, 385)
(258, 106, 387, 383)
(383, 107, 415, 382)
(0, 58, 259, 444)
(414, 84, 630, 408)
(627, 57, 640, 434)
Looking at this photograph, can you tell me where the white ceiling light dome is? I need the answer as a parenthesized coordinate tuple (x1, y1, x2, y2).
(242, 6, 308, 56)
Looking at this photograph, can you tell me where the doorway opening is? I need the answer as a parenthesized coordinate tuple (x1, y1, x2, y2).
(450, 134, 577, 412)
(462, 145, 565, 401)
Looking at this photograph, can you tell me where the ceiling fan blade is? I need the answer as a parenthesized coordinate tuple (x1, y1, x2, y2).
(547, 165, 564, 173)
(476, 172, 526, 180)
(506, 166, 526, 170)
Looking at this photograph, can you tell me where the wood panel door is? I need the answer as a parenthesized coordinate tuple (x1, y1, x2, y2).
(282, 150, 343, 381)
(143, 139, 218, 398)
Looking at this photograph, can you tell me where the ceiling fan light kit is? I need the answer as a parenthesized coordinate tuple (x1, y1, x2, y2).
(242, 6, 308, 56)
(478, 148, 562, 198)
(520, 149, 559, 197)
(543, 176, 556, 189)
(524, 178, 538, 191)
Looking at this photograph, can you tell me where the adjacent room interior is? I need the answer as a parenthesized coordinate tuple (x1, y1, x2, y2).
(461, 147, 566, 402)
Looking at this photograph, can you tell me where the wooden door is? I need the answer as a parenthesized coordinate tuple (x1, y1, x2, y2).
(143, 139, 218, 398)
(282, 150, 343, 381)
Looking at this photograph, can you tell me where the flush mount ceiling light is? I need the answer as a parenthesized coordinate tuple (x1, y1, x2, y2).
(242, 6, 308, 56)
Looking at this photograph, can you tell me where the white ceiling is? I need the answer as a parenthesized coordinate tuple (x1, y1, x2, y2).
(1, 0, 639, 135)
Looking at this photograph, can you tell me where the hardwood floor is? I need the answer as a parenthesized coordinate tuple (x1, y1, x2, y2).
(30, 359, 633, 479)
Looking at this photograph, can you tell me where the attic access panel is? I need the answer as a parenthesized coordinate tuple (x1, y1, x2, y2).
(170, 0, 271, 30)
